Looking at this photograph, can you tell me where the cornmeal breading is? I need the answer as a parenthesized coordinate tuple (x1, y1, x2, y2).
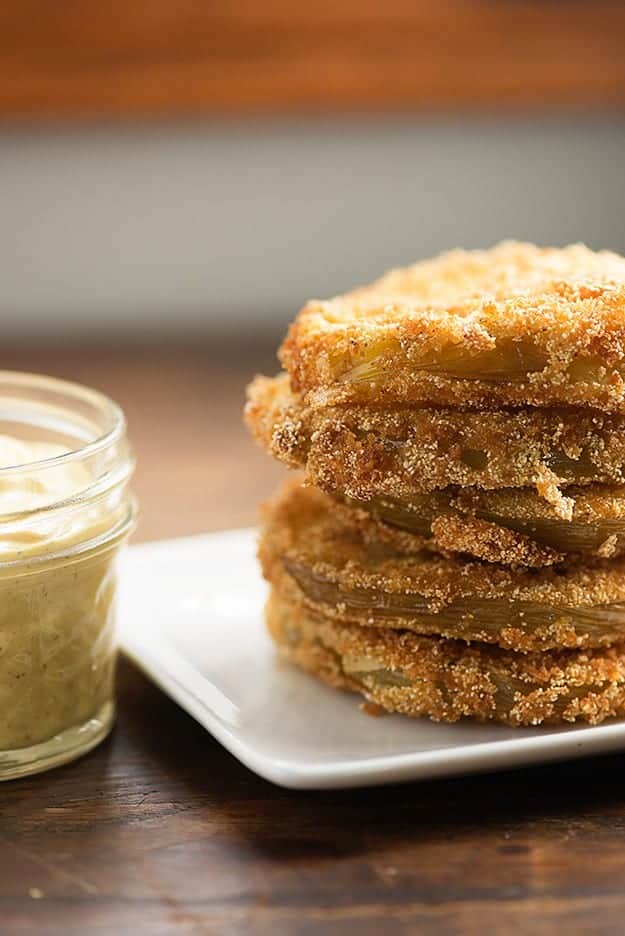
(246, 241, 625, 728)
(280, 242, 625, 412)
(331, 497, 563, 569)
(259, 479, 625, 652)
(338, 485, 625, 566)
(267, 589, 625, 726)
(246, 373, 625, 511)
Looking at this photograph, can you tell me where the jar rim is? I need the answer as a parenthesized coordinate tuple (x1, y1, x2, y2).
(0, 495, 138, 576)
(0, 370, 125, 475)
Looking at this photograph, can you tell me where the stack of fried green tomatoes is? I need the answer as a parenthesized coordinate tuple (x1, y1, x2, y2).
(246, 242, 625, 726)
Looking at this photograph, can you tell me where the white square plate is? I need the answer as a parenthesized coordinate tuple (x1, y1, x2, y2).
(119, 530, 625, 789)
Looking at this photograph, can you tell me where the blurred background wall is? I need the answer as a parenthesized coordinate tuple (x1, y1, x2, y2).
(0, 2, 624, 340)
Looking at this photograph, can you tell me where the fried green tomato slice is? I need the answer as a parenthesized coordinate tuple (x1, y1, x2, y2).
(259, 479, 625, 652)
(267, 589, 625, 726)
(246, 373, 625, 514)
(279, 241, 625, 413)
(340, 484, 625, 567)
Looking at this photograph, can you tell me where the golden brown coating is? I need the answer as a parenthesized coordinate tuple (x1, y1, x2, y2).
(246, 373, 625, 512)
(279, 242, 625, 412)
(267, 589, 625, 726)
(340, 484, 625, 567)
(332, 497, 563, 569)
(259, 479, 625, 652)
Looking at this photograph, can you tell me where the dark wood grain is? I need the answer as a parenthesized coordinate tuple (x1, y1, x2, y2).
(3, 343, 625, 935)
(1, 1, 625, 119)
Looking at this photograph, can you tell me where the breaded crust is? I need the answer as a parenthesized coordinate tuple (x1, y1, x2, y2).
(267, 589, 625, 726)
(259, 479, 625, 652)
(246, 373, 625, 511)
(339, 484, 625, 567)
(279, 242, 625, 412)
(332, 496, 563, 569)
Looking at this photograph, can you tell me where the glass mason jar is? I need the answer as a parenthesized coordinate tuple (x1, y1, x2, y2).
(0, 372, 136, 779)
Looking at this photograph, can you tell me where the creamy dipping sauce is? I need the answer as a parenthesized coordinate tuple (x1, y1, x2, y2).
(0, 436, 123, 751)
(0, 375, 135, 778)
(0, 436, 100, 554)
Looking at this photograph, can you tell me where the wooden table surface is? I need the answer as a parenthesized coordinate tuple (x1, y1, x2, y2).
(3, 344, 625, 935)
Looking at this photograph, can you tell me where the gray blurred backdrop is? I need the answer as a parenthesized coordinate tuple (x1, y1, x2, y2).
(1, 117, 623, 340)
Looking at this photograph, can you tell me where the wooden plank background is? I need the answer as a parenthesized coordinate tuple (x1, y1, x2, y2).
(0, 1, 624, 120)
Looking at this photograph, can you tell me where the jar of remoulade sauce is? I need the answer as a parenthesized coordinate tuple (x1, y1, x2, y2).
(0, 372, 136, 779)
